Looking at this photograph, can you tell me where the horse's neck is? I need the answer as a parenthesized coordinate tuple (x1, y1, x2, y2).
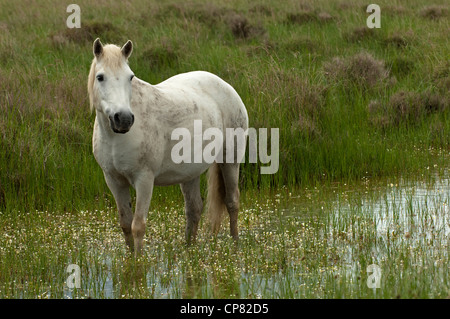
(132, 77, 161, 110)
(133, 77, 155, 93)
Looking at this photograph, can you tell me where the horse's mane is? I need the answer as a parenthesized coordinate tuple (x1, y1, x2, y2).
(87, 59, 97, 112)
(87, 44, 126, 112)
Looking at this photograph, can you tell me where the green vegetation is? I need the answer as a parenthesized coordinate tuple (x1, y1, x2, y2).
(0, 0, 448, 299)
(0, 0, 448, 213)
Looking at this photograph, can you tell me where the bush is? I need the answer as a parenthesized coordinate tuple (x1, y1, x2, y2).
(323, 51, 392, 90)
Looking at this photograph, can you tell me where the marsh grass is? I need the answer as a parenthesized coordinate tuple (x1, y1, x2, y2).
(0, 0, 449, 212)
(0, 0, 449, 299)
(0, 169, 447, 298)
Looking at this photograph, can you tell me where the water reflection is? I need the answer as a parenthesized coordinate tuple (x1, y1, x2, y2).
(332, 174, 449, 252)
(75, 171, 448, 298)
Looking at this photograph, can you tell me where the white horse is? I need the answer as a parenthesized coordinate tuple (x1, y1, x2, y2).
(88, 38, 248, 255)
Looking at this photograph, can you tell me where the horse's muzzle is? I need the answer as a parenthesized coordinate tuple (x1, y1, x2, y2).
(109, 111, 135, 134)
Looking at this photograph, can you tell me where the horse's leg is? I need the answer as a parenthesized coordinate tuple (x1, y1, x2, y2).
(180, 176, 203, 244)
(104, 174, 134, 250)
(132, 173, 154, 256)
(219, 163, 240, 240)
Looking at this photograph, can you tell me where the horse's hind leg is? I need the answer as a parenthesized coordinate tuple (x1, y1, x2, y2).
(104, 174, 134, 250)
(180, 177, 203, 244)
(219, 163, 240, 240)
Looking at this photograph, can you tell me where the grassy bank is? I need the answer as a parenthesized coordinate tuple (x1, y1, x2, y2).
(0, 0, 449, 213)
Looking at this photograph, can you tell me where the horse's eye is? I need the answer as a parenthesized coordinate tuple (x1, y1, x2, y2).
(96, 74, 104, 82)
(130, 75, 134, 81)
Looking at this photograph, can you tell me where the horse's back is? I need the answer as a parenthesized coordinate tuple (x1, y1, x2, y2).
(156, 70, 230, 92)
(155, 71, 248, 129)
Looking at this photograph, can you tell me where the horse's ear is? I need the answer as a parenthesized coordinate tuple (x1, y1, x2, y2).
(121, 40, 133, 59)
(93, 38, 103, 58)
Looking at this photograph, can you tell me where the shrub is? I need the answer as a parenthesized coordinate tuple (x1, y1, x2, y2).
(419, 5, 448, 20)
(324, 51, 391, 89)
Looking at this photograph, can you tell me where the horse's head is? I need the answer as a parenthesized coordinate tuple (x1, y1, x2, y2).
(88, 38, 135, 134)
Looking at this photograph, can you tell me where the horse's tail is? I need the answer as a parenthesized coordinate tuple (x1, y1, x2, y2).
(206, 162, 227, 234)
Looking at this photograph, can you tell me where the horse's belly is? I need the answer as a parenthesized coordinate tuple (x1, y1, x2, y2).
(154, 162, 210, 186)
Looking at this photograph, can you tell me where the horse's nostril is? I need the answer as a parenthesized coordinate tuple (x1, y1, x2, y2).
(110, 111, 133, 133)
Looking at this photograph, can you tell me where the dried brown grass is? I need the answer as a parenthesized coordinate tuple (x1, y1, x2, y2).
(369, 90, 448, 128)
(432, 61, 450, 95)
(323, 51, 392, 90)
(227, 13, 266, 39)
(419, 5, 448, 20)
(50, 22, 119, 46)
(345, 27, 378, 43)
(383, 30, 414, 48)
(285, 73, 327, 138)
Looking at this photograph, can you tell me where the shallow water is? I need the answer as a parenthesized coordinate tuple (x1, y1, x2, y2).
(80, 171, 449, 298)
(236, 171, 449, 297)
(6, 169, 447, 299)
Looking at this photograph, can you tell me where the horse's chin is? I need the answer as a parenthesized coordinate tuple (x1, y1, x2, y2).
(112, 127, 130, 134)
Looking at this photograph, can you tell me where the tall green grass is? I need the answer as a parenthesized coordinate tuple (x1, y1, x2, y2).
(0, 0, 448, 213)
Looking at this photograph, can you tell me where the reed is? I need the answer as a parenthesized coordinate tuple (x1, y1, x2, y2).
(1, 0, 448, 213)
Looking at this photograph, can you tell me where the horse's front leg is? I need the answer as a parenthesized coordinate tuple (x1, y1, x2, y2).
(104, 173, 134, 250)
(132, 173, 154, 256)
